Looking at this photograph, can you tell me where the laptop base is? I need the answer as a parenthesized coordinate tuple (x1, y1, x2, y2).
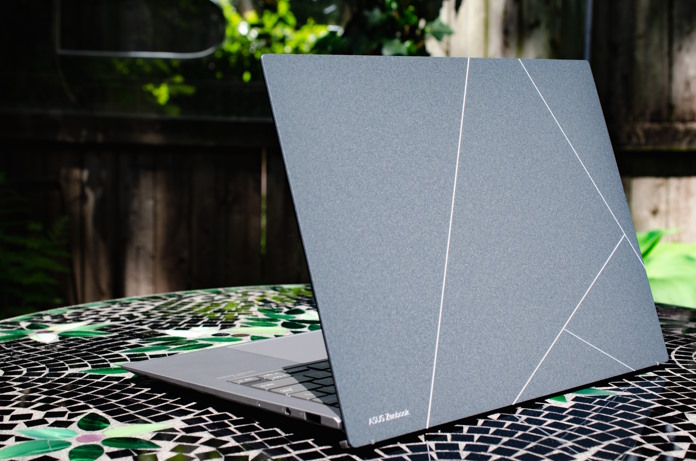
(123, 331, 343, 429)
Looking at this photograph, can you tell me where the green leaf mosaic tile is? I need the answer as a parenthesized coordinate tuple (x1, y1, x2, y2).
(78, 413, 110, 431)
(101, 437, 159, 449)
(0, 439, 71, 459)
(68, 444, 104, 461)
(0, 285, 693, 460)
(18, 428, 77, 440)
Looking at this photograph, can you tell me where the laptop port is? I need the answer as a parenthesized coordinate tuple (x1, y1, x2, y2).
(284, 407, 291, 415)
(306, 413, 321, 424)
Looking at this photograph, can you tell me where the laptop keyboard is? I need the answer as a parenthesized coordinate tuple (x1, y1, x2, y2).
(227, 360, 338, 407)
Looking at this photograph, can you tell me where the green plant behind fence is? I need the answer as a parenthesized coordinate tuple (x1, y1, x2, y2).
(0, 173, 70, 317)
(638, 229, 696, 309)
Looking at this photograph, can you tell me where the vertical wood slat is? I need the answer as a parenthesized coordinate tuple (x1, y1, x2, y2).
(121, 152, 156, 298)
(671, 1, 696, 122)
(56, 151, 87, 304)
(82, 151, 118, 302)
(632, 0, 670, 122)
(265, 148, 309, 284)
(627, 176, 696, 243)
(190, 149, 262, 290)
(224, 150, 262, 285)
(154, 151, 191, 293)
(626, 177, 669, 233)
(191, 151, 223, 289)
(665, 177, 696, 243)
(591, 1, 637, 127)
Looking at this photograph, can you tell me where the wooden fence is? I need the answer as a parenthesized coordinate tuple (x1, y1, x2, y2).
(2, 0, 696, 308)
(438, 0, 696, 242)
(1, 116, 308, 306)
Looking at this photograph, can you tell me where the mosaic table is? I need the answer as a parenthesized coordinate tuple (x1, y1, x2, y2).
(1, 285, 696, 460)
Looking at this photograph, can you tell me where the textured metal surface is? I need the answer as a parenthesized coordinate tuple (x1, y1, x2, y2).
(0, 287, 691, 460)
(262, 55, 667, 446)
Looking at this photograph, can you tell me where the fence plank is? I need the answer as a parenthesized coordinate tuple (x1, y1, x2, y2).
(121, 152, 156, 297)
(632, 0, 670, 122)
(486, 0, 518, 58)
(154, 151, 191, 293)
(223, 150, 262, 285)
(627, 177, 668, 233)
(672, 1, 696, 122)
(666, 177, 696, 242)
(81, 150, 118, 302)
(265, 148, 309, 284)
(190, 152, 223, 289)
(591, 1, 637, 128)
(55, 153, 87, 304)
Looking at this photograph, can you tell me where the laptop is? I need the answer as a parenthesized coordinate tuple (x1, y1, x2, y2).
(124, 55, 668, 448)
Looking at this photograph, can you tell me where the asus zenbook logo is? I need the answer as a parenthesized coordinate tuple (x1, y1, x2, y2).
(368, 409, 410, 426)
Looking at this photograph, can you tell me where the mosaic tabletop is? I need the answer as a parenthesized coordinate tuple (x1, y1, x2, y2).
(1, 285, 696, 460)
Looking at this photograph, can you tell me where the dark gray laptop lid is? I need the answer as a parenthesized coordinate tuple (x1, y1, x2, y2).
(261, 55, 668, 447)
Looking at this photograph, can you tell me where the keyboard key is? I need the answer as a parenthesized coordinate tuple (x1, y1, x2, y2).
(284, 365, 309, 374)
(313, 394, 338, 405)
(229, 376, 260, 384)
(259, 371, 291, 381)
(314, 377, 334, 386)
(271, 382, 320, 395)
(251, 376, 310, 390)
(303, 370, 331, 380)
(321, 386, 336, 394)
(292, 390, 325, 400)
(306, 361, 331, 370)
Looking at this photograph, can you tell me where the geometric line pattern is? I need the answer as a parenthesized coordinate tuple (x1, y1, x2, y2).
(427, 57, 471, 430)
(563, 328, 635, 371)
(513, 235, 625, 404)
(518, 59, 644, 267)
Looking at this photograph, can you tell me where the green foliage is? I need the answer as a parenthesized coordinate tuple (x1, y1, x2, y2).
(315, 0, 451, 56)
(0, 173, 70, 316)
(217, 0, 331, 82)
(637, 229, 696, 309)
(113, 0, 451, 111)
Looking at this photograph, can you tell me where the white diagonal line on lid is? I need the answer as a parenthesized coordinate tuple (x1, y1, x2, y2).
(517, 59, 644, 268)
(512, 235, 625, 405)
(563, 328, 635, 371)
(426, 57, 470, 429)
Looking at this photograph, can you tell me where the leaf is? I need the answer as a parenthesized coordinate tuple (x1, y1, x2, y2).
(78, 412, 110, 431)
(169, 342, 213, 352)
(381, 38, 409, 56)
(102, 437, 159, 450)
(123, 345, 172, 353)
(18, 428, 77, 440)
(0, 330, 28, 341)
(636, 229, 676, 259)
(574, 387, 616, 396)
(59, 330, 109, 338)
(643, 240, 696, 308)
(82, 367, 130, 375)
(425, 18, 454, 41)
(69, 444, 104, 461)
(103, 422, 171, 438)
(198, 336, 242, 343)
(242, 319, 279, 327)
(0, 439, 71, 459)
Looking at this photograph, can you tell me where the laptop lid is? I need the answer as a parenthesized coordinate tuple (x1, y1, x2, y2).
(261, 55, 668, 447)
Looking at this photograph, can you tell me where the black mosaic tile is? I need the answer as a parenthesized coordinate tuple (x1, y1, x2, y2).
(0, 292, 695, 460)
